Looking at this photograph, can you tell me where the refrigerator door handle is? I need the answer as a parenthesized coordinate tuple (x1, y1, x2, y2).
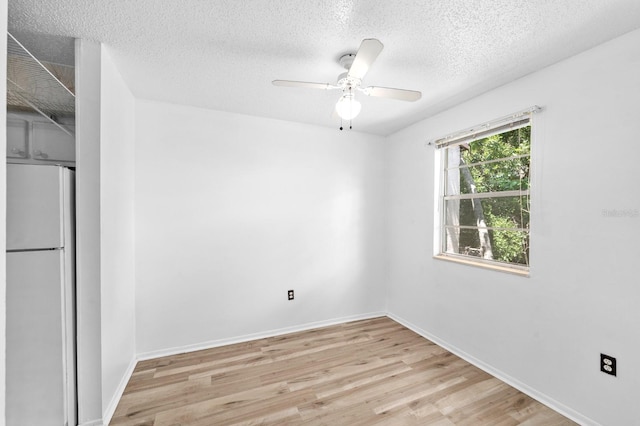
(7, 247, 63, 253)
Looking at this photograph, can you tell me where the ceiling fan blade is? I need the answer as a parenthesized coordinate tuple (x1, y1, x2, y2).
(361, 86, 422, 102)
(347, 38, 384, 80)
(272, 80, 338, 90)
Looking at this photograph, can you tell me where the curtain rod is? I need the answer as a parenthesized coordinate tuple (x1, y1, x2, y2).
(426, 105, 542, 148)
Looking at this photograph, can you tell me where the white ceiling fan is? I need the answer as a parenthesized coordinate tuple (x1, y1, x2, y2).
(273, 38, 421, 129)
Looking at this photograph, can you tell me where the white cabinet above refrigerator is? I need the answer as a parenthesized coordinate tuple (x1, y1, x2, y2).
(6, 113, 75, 165)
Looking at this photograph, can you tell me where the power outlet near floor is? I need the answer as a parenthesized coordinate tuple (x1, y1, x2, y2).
(600, 353, 616, 376)
(288, 290, 294, 300)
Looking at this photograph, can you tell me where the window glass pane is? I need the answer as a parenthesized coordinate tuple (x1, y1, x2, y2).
(445, 196, 530, 229)
(488, 229, 530, 266)
(444, 227, 530, 266)
(445, 126, 531, 196)
(444, 147, 461, 197)
(444, 227, 479, 255)
(446, 158, 530, 195)
(464, 126, 530, 164)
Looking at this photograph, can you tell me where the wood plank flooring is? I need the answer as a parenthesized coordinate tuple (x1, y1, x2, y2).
(110, 317, 576, 425)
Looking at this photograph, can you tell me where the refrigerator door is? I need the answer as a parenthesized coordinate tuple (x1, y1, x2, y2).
(6, 250, 67, 426)
(6, 164, 64, 250)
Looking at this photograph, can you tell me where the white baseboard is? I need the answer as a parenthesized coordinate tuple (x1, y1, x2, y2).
(78, 420, 103, 426)
(386, 312, 597, 426)
(101, 356, 138, 426)
(137, 311, 387, 361)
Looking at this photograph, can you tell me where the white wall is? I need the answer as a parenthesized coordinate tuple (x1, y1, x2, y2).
(99, 47, 136, 421)
(134, 101, 388, 355)
(387, 28, 640, 425)
(75, 38, 103, 425)
(76, 40, 137, 426)
(1, 1, 8, 422)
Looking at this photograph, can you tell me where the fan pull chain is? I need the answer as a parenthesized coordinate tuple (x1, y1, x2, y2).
(339, 118, 354, 131)
(339, 124, 354, 130)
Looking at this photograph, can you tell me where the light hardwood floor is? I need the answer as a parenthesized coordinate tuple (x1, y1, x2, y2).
(110, 317, 576, 425)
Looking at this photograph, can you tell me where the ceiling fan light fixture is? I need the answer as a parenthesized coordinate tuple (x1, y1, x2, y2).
(335, 93, 361, 120)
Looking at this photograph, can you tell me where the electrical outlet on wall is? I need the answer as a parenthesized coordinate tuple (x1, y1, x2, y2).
(601, 353, 617, 376)
(288, 290, 294, 300)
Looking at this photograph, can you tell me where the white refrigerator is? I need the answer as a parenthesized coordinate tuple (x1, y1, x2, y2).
(6, 164, 76, 426)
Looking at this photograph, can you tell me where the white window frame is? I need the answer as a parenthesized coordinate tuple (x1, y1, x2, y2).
(432, 106, 541, 275)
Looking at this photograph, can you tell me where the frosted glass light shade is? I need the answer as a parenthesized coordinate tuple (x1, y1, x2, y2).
(335, 94, 361, 120)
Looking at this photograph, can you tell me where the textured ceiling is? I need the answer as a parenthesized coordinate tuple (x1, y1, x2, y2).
(8, 0, 640, 135)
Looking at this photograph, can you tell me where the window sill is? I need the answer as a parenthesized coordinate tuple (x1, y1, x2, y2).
(434, 254, 530, 277)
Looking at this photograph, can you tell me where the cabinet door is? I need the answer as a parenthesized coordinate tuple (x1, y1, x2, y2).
(32, 121, 75, 162)
(7, 118, 28, 158)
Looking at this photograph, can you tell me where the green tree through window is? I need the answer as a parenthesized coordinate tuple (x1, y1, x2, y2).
(441, 125, 531, 269)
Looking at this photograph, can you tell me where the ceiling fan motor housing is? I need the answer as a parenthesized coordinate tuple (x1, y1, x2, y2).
(339, 53, 356, 70)
(337, 72, 361, 91)
(337, 54, 361, 92)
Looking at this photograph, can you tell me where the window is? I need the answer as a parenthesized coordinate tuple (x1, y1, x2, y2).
(434, 107, 540, 273)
